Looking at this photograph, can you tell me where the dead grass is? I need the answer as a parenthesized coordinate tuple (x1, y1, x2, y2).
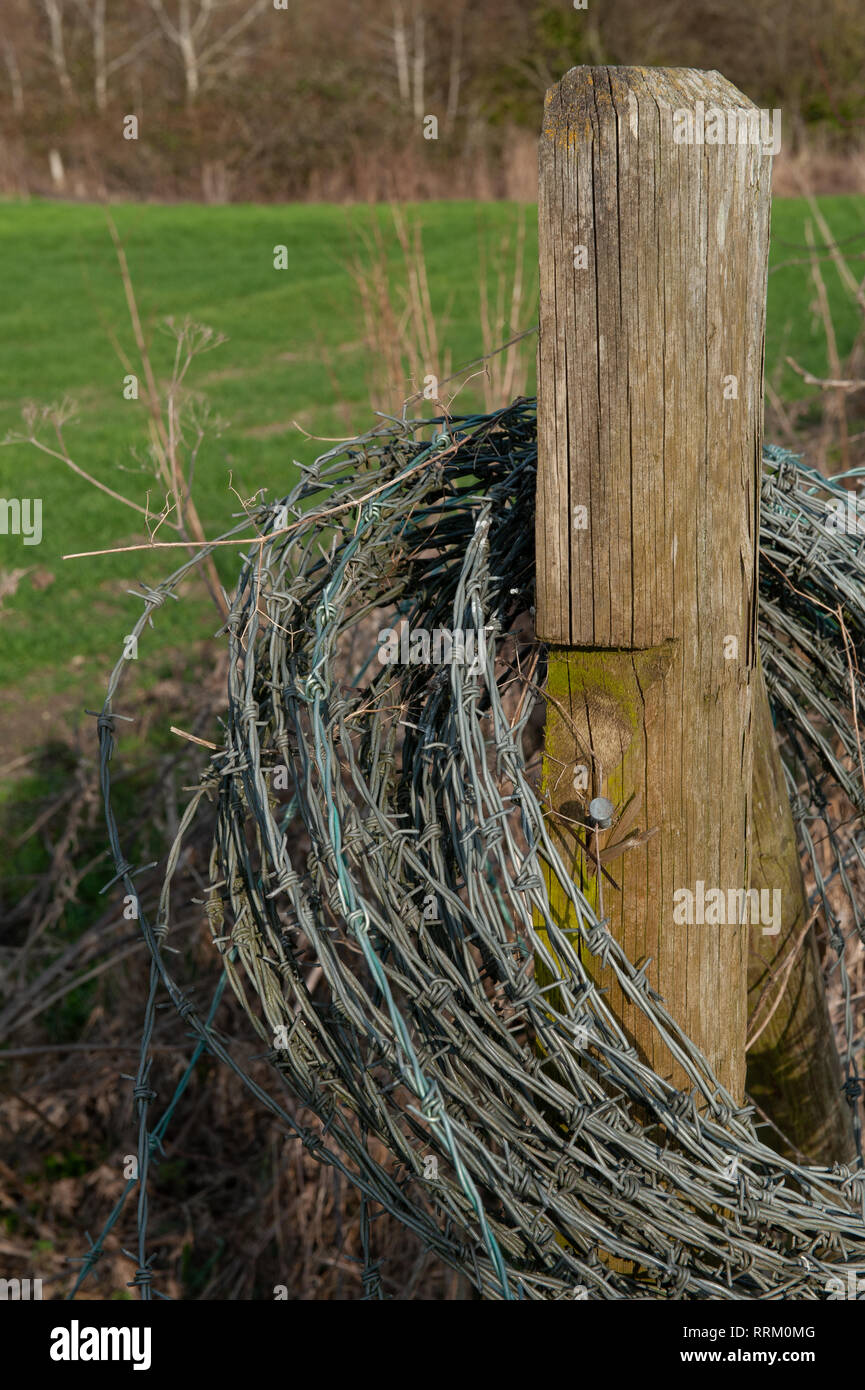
(0, 644, 467, 1301)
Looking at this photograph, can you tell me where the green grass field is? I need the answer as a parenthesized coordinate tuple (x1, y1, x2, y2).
(1, 194, 864, 718)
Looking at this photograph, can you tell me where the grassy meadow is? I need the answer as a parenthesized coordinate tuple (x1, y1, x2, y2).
(0, 195, 864, 715)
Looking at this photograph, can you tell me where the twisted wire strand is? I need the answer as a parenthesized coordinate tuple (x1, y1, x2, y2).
(92, 406, 865, 1299)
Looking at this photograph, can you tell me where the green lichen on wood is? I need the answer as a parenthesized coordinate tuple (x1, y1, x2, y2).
(534, 641, 676, 1003)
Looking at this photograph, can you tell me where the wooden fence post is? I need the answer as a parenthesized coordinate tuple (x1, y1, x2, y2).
(536, 67, 772, 1101)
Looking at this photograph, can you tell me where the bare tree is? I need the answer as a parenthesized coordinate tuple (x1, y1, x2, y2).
(146, 0, 270, 105)
(391, 0, 410, 107)
(72, 0, 159, 111)
(380, 0, 471, 130)
(377, 0, 431, 120)
(79, 0, 105, 107)
(2, 39, 24, 115)
(388, 0, 427, 119)
(443, 0, 465, 135)
(410, 4, 424, 121)
(0, 0, 35, 117)
(41, 0, 73, 100)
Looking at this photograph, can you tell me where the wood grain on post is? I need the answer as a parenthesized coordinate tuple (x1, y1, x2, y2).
(536, 67, 772, 1101)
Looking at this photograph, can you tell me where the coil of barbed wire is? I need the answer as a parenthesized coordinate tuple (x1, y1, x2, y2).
(101, 404, 865, 1299)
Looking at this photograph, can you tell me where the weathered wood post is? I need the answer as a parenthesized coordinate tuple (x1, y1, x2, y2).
(536, 67, 772, 1101)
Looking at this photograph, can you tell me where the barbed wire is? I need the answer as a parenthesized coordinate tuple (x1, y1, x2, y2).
(86, 404, 865, 1300)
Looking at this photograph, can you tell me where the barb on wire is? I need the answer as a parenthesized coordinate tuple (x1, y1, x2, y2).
(88, 408, 865, 1300)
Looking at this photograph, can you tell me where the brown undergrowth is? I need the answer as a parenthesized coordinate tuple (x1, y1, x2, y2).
(0, 640, 468, 1301)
